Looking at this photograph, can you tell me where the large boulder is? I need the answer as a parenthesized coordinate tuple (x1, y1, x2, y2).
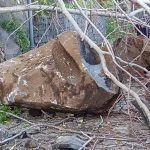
(0, 32, 119, 113)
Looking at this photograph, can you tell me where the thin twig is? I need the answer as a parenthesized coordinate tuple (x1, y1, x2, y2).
(79, 137, 94, 150)
(0, 111, 34, 125)
(0, 124, 38, 145)
(91, 139, 99, 150)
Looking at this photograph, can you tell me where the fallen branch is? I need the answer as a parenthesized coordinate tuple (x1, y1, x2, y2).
(0, 111, 34, 125)
(0, 2, 143, 19)
(0, 121, 142, 146)
(54, 117, 75, 126)
(0, 124, 39, 145)
(0, 131, 25, 145)
(57, 0, 150, 127)
(0, 4, 126, 18)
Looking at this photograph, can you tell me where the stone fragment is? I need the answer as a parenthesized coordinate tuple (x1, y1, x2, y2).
(146, 138, 150, 144)
(54, 136, 85, 150)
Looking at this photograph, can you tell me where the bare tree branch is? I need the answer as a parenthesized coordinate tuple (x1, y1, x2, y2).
(0, 4, 127, 18)
(135, 0, 150, 14)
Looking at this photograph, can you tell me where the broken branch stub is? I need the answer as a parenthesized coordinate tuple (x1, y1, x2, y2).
(0, 32, 119, 113)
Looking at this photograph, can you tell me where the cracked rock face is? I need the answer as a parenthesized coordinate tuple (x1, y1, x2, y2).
(0, 32, 119, 113)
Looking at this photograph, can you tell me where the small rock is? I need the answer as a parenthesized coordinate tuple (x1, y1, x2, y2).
(40, 144, 53, 150)
(24, 138, 38, 148)
(54, 136, 85, 150)
(146, 138, 150, 144)
(113, 126, 129, 134)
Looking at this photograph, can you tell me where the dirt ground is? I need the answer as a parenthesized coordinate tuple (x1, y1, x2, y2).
(0, 94, 150, 150)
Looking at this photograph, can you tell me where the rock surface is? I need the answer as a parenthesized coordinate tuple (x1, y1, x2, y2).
(54, 136, 85, 150)
(114, 37, 150, 76)
(0, 27, 21, 60)
(0, 32, 119, 113)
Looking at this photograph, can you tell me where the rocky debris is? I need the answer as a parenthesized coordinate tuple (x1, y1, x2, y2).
(0, 31, 119, 113)
(54, 136, 85, 150)
(1, 110, 150, 150)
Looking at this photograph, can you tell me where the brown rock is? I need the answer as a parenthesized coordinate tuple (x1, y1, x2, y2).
(114, 37, 150, 77)
(0, 32, 119, 113)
